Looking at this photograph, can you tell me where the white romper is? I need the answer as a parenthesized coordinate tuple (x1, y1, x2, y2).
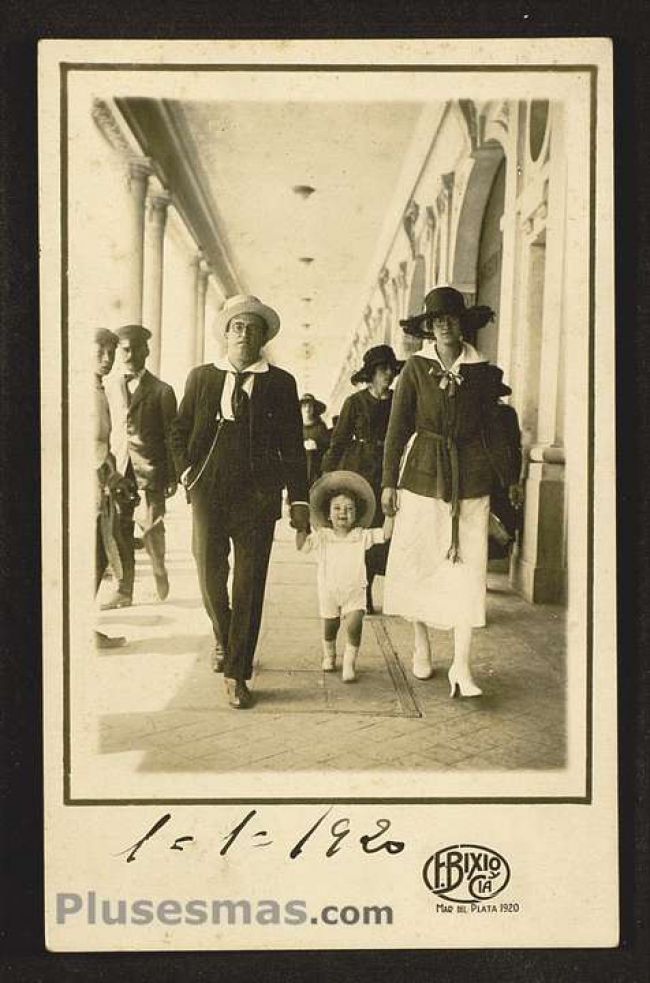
(301, 526, 385, 619)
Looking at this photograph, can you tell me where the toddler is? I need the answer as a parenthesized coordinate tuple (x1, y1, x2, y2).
(296, 470, 390, 682)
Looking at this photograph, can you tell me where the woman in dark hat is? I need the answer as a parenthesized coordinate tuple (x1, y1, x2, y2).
(381, 287, 520, 693)
(322, 344, 404, 613)
(300, 393, 331, 488)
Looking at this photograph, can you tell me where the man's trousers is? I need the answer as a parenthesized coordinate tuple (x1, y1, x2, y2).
(190, 485, 275, 682)
(115, 465, 166, 597)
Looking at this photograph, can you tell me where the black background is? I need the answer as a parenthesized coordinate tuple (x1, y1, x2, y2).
(0, 3, 648, 980)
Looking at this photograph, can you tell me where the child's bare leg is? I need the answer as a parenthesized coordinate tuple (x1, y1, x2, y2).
(321, 616, 339, 671)
(342, 609, 364, 682)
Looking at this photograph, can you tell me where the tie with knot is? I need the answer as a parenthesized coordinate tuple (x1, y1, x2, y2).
(231, 371, 250, 420)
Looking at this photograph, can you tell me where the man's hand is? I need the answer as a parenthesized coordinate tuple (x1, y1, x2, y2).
(508, 482, 524, 509)
(165, 482, 178, 498)
(381, 487, 398, 517)
(304, 438, 317, 452)
(289, 502, 310, 533)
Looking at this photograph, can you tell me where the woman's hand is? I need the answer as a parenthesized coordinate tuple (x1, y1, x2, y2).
(381, 487, 398, 517)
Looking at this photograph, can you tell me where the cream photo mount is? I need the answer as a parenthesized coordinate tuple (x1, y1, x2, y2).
(40, 39, 616, 952)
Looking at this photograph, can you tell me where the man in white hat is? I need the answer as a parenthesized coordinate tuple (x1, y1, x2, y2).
(171, 295, 310, 709)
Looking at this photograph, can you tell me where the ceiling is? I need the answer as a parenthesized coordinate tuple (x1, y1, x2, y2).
(178, 100, 424, 405)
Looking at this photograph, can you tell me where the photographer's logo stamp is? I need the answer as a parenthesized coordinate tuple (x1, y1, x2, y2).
(423, 844, 511, 905)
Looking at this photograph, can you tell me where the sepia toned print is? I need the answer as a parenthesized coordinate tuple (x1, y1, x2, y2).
(40, 39, 616, 950)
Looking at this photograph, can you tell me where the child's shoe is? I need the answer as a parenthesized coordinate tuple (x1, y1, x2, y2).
(321, 640, 336, 672)
(342, 644, 358, 682)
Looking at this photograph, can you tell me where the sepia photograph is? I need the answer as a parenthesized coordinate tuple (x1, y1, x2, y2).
(49, 55, 600, 804)
(38, 37, 618, 952)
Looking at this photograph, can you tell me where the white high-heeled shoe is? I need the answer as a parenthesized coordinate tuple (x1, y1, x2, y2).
(412, 649, 434, 680)
(448, 664, 483, 698)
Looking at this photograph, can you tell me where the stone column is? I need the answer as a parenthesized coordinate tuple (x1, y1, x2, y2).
(124, 156, 152, 323)
(196, 257, 210, 363)
(511, 446, 567, 604)
(142, 190, 170, 375)
(184, 251, 201, 374)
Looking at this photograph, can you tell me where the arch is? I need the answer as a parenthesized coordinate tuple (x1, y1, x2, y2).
(451, 141, 505, 296)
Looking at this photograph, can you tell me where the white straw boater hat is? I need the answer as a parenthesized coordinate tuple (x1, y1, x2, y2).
(214, 294, 281, 342)
(309, 471, 376, 529)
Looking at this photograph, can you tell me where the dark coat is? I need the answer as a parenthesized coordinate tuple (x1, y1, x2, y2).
(108, 369, 177, 492)
(170, 363, 309, 510)
(382, 355, 517, 501)
(303, 418, 330, 486)
(322, 387, 393, 525)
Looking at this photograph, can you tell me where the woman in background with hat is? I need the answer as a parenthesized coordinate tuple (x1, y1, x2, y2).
(300, 393, 331, 488)
(381, 287, 520, 695)
(322, 344, 404, 614)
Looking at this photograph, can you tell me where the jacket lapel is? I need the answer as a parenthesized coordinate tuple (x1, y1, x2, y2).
(249, 369, 270, 433)
(210, 366, 227, 419)
(128, 370, 153, 413)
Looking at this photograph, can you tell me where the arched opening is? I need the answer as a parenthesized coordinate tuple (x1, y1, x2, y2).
(474, 157, 506, 362)
(451, 140, 504, 311)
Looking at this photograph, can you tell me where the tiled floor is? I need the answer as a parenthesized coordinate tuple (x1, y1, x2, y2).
(95, 499, 566, 775)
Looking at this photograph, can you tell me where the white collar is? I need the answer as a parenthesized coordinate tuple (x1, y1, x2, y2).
(215, 356, 269, 374)
(414, 340, 486, 370)
(322, 526, 363, 541)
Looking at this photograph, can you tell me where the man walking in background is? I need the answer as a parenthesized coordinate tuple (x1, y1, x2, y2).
(103, 324, 178, 609)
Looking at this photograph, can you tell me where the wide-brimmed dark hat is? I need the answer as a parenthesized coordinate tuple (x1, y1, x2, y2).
(309, 470, 376, 529)
(94, 328, 119, 348)
(115, 324, 152, 345)
(350, 344, 405, 384)
(300, 393, 326, 417)
(401, 286, 494, 338)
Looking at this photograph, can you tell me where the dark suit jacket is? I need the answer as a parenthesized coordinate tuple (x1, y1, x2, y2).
(170, 363, 309, 512)
(109, 369, 178, 492)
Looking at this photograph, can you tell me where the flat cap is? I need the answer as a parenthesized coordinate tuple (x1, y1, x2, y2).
(115, 324, 152, 344)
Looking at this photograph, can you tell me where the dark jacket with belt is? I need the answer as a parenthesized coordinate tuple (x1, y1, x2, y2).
(107, 369, 178, 492)
(170, 363, 309, 513)
(323, 387, 393, 525)
(382, 354, 516, 501)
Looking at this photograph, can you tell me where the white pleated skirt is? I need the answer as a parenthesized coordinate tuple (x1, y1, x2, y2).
(383, 488, 489, 629)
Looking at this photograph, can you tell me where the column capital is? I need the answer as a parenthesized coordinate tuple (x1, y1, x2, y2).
(146, 191, 170, 228)
(128, 156, 153, 184)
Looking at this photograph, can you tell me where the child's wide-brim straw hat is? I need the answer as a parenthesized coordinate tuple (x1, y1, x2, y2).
(309, 470, 376, 529)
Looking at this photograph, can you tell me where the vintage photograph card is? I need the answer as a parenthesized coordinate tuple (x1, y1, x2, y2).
(39, 37, 616, 950)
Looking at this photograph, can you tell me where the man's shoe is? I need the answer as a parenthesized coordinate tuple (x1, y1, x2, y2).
(94, 630, 126, 649)
(100, 592, 132, 611)
(154, 571, 170, 601)
(211, 641, 225, 673)
(224, 678, 253, 709)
